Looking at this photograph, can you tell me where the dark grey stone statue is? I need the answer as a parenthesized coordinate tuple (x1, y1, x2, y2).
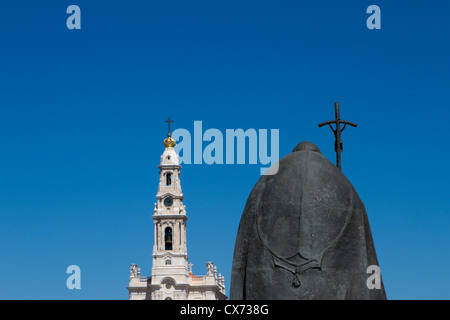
(230, 141, 386, 300)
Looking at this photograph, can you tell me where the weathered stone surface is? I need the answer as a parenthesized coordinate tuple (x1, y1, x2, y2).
(230, 141, 386, 300)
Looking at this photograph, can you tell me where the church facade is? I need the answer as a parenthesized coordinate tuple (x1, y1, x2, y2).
(127, 129, 227, 300)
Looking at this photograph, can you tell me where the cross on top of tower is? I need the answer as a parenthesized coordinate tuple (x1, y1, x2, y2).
(163, 117, 176, 148)
(165, 117, 174, 137)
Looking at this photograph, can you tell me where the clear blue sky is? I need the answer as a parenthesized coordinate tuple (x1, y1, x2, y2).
(0, 0, 449, 299)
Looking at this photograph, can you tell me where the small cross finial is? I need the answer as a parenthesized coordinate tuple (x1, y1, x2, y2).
(188, 262, 194, 273)
(164, 117, 174, 137)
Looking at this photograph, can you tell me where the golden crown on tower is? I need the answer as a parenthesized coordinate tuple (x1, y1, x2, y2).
(163, 134, 176, 148)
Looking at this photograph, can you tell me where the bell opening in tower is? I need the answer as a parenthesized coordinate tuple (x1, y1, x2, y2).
(165, 227, 173, 250)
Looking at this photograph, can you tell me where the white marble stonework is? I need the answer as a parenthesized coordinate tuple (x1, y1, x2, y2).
(127, 134, 227, 300)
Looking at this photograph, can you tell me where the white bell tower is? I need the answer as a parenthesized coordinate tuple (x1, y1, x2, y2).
(127, 118, 227, 300)
(149, 119, 190, 300)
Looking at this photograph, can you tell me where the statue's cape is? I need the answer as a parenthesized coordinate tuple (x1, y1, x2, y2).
(230, 142, 387, 300)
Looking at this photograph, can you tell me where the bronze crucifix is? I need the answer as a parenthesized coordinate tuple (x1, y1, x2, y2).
(318, 102, 357, 171)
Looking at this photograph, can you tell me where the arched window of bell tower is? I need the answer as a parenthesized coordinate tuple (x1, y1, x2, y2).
(166, 173, 172, 186)
(164, 227, 173, 250)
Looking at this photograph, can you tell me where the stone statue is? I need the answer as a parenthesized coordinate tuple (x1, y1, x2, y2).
(206, 262, 213, 276)
(230, 141, 386, 300)
(130, 264, 137, 277)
